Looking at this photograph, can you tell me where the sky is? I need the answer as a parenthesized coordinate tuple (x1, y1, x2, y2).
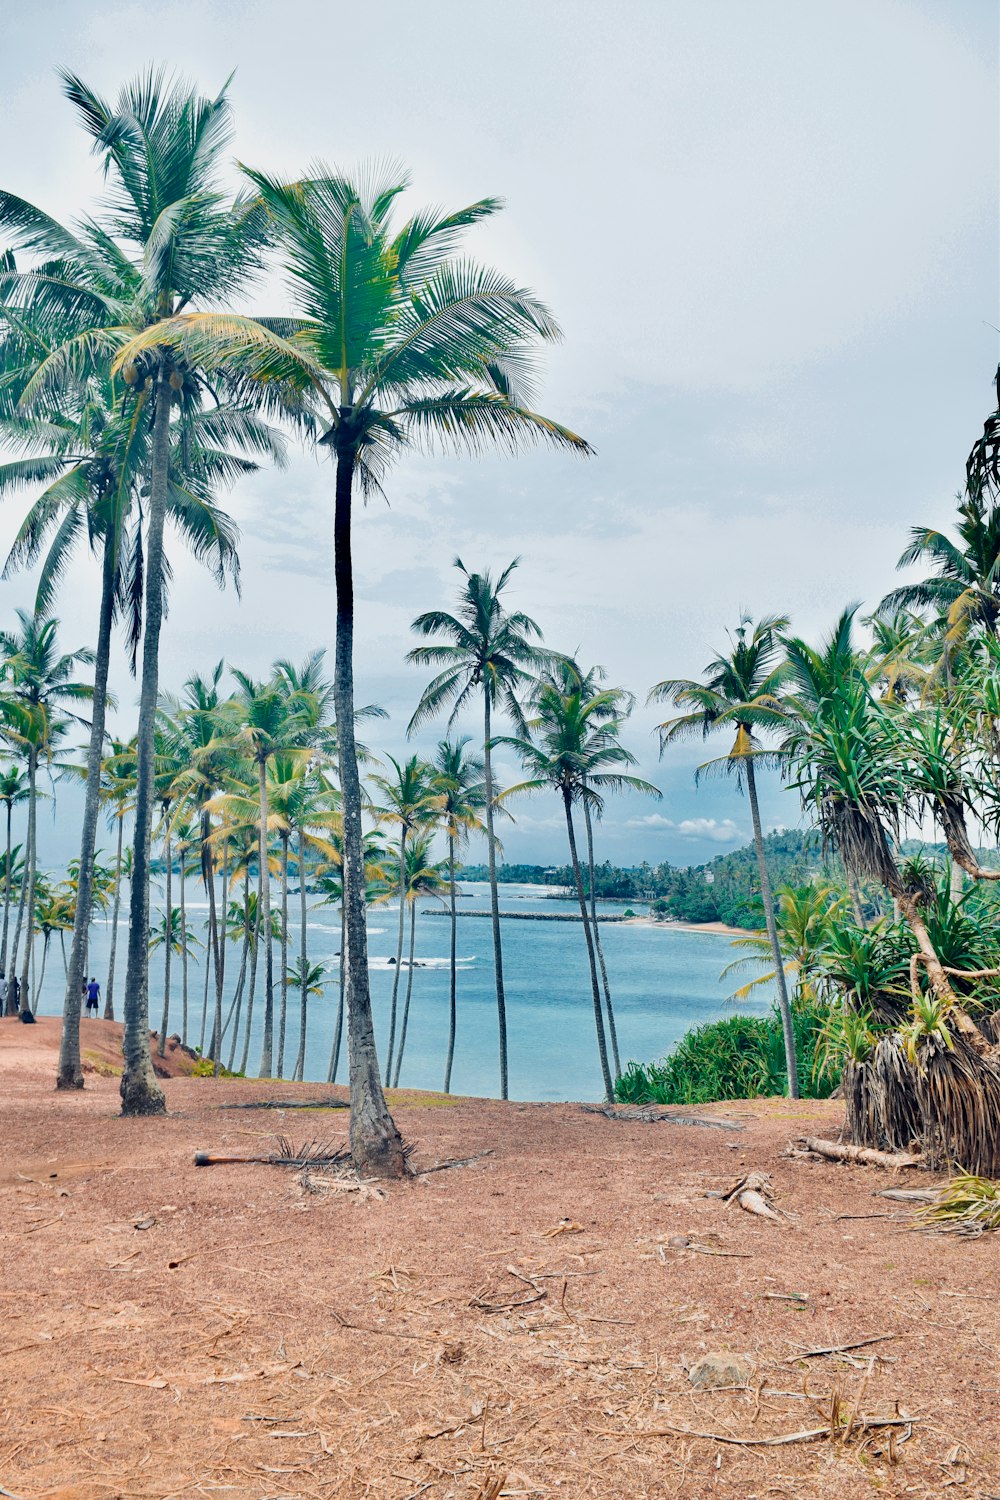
(1, 0, 998, 868)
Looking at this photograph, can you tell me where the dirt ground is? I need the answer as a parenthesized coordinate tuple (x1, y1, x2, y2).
(1, 1019, 997, 1499)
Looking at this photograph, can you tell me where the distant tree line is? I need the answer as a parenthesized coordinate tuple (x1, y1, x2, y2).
(461, 829, 840, 928)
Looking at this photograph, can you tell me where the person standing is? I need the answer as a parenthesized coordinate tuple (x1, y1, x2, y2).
(7, 973, 20, 1013)
(0, 973, 7, 1013)
(85, 977, 101, 1017)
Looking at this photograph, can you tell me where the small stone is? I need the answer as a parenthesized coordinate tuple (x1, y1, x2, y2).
(687, 1351, 756, 1390)
(667, 1234, 689, 1249)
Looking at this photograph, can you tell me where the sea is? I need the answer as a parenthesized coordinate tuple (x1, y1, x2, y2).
(26, 880, 773, 1102)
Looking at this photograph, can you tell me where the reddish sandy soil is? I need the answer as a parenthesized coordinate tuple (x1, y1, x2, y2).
(1, 1023, 998, 1499)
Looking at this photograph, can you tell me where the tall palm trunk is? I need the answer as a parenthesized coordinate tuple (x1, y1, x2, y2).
(293, 827, 308, 1083)
(1, 800, 13, 975)
(104, 815, 124, 1019)
(120, 371, 171, 1116)
(386, 828, 407, 1077)
(391, 897, 417, 1088)
(276, 830, 289, 1078)
(239, 900, 261, 1076)
(333, 443, 404, 1176)
(179, 849, 189, 1043)
(226, 887, 252, 1073)
(745, 757, 799, 1099)
(199, 937, 211, 1053)
(328, 897, 346, 1084)
(443, 830, 458, 1093)
(582, 794, 621, 1079)
(213, 837, 228, 1072)
(157, 817, 172, 1055)
(483, 694, 509, 1100)
(37, 932, 50, 1005)
(58, 535, 116, 1087)
(256, 757, 275, 1077)
(563, 788, 613, 1102)
(17, 746, 38, 1011)
(202, 809, 220, 1055)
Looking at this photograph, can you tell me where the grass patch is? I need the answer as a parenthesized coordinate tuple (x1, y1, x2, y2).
(615, 1001, 838, 1105)
(82, 1050, 121, 1078)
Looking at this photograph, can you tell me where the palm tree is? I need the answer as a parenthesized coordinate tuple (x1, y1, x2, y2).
(723, 882, 849, 1006)
(0, 610, 94, 1013)
(542, 657, 645, 1080)
(137, 166, 590, 1173)
(432, 738, 487, 1093)
(32, 881, 74, 1008)
(502, 675, 658, 1102)
(876, 491, 1000, 645)
(408, 559, 547, 1100)
(228, 671, 311, 1077)
(390, 835, 449, 1088)
(0, 68, 273, 1113)
(369, 755, 440, 1080)
(99, 737, 136, 1020)
(0, 765, 28, 975)
(650, 614, 801, 1098)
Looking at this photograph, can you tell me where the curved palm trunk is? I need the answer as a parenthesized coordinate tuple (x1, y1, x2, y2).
(276, 831, 290, 1078)
(483, 695, 509, 1100)
(386, 829, 407, 1078)
(213, 838, 228, 1073)
(239, 900, 261, 1077)
(1, 801, 13, 975)
(17, 746, 38, 1010)
(256, 758, 275, 1077)
(563, 789, 613, 1102)
(179, 850, 189, 1043)
(391, 899, 417, 1088)
(583, 794, 621, 1079)
(333, 444, 404, 1177)
(443, 831, 458, 1093)
(57, 535, 116, 1087)
(327, 898, 346, 1084)
(745, 758, 799, 1099)
(37, 933, 50, 1006)
(120, 373, 171, 1117)
(104, 816, 125, 1020)
(225, 885, 252, 1071)
(293, 827, 308, 1083)
(157, 818, 172, 1055)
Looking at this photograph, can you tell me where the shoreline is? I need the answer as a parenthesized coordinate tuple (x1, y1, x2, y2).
(621, 915, 749, 938)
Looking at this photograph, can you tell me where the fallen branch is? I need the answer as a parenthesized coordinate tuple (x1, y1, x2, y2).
(194, 1137, 349, 1169)
(616, 1416, 912, 1447)
(876, 1188, 937, 1204)
(798, 1137, 921, 1170)
(414, 1150, 493, 1176)
(582, 1104, 742, 1131)
(785, 1333, 896, 1363)
(217, 1098, 348, 1111)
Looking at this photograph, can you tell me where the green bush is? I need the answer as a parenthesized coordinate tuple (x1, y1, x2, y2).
(614, 1000, 838, 1105)
(191, 1056, 243, 1079)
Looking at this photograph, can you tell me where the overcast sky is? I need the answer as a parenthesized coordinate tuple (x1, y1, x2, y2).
(2, 0, 998, 868)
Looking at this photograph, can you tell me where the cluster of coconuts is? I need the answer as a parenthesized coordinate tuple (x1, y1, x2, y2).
(121, 353, 187, 394)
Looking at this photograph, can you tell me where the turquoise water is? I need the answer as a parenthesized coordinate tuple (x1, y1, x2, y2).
(27, 880, 771, 1101)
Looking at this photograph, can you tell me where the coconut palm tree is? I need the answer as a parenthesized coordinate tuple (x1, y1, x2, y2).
(98, 737, 136, 1020)
(408, 559, 548, 1099)
(227, 671, 312, 1077)
(650, 614, 801, 1098)
(134, 166, 590, 1172)
(431, 737, 487, 1093)
(0, 67, 275, 1113)
(0, 765, 27, 975)
(876, 491, 1000, 645)
(390, 835, 449, 1088)
(0, 611, 94, 1012)
(369, 755, 441, 1080)
(502, 675, 658, 1101)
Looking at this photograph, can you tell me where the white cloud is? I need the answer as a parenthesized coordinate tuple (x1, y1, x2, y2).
(627, 814, 744, 844)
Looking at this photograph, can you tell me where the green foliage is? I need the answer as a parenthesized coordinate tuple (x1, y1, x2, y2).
(191, 1056, 243, 1078)
(614, 1000, 838, 1105)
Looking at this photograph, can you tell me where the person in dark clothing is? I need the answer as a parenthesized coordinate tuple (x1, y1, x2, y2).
(85, 978, 100, 1016)
(7, 973, 20, 1013)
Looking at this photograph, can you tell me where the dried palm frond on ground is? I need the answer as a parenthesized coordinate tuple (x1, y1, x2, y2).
(719, 1169, 786, 1221)
(914, 1173, 1000, 1235)
(194, 1137, 350, 1168)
